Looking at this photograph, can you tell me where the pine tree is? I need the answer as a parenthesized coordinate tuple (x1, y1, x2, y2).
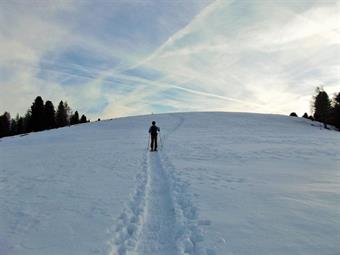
(331, 92, 340, 129)
(302, 112, 309, 118)
(10, 118, 17, 135)
(31, 96, 45, 131)
(24, 110, 32, 132)
(56, 101, 68, 127)
(80, 114, 87, 123)
(70, 111, 79, 125)
(64, 101, 71, 125)
(313, 87, 331, 128)
(44, 100, 56, 129)
(0, 112, 11, 138)
(17, 116, 25, 134)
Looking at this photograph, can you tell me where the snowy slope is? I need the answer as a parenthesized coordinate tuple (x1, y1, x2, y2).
(0, 112, 339, 255)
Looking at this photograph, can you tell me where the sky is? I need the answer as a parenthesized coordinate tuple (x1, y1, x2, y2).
(0, 0, 339, 119)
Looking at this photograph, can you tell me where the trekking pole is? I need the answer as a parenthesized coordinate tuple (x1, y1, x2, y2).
(159, 132, 163, 151)
(147, 134, 150, 151)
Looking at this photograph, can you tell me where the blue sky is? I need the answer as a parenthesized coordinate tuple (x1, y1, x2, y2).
(0, 0, 339, 119)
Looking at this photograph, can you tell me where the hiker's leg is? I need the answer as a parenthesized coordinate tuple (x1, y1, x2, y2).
(154, 134, 158, 150)
(151, 135, 155, 150)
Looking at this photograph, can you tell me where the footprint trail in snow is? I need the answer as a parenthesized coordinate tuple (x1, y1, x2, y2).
(111, 116, 212, 255)
(136, 152, 178, 254)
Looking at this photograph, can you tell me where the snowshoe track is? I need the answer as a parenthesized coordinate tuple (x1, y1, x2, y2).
(110, 116, 214, 255)
(110, 153, 148, 255)
(135, 153, 178, 255)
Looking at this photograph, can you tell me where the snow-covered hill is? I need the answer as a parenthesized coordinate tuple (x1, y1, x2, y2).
(0, 112, 339, 255)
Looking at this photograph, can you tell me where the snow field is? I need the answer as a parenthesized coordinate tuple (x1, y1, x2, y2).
(111, 116, 214, 255)
(0, 118, 148, 255)
(162, 112, 340, 255)
(1, 112, 339, 255)
(160, 153, 214, 255)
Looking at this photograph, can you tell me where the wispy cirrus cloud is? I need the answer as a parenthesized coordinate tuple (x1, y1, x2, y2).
(0, 0, 339, 119)
(126, 0, 339, 116)
(0, 0, 214, 118)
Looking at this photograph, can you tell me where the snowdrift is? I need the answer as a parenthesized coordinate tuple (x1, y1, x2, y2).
(0, 112, 339, 255)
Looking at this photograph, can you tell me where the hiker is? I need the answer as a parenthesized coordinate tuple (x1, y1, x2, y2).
(149, 121, 160, 151)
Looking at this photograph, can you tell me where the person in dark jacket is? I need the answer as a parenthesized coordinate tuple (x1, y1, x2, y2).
(149, 121, 160, 151)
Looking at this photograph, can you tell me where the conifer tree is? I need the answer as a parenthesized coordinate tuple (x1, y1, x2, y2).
(313, 87, 331, 128)
(17, 116, 25, 134)
(0, 112, 11, 138)
(64, 101, 71, 125)
(10, 118, 17, 135)
(1, 97, 86, 135)
(44, 100, 56, 129)
(80, 114, 87, 123)
(331, 92, 340, 129)
(24, 110, 32, 132)
(70, 111, 79, 125)
(56, 101, 68, 127)
(31, 96, 45, 131)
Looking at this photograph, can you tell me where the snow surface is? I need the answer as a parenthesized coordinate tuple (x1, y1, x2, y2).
(0, 112, 339, 255)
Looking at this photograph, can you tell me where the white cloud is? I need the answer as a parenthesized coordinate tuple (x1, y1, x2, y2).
(0, 0, 338, 119)
(128, 0, 339, 116)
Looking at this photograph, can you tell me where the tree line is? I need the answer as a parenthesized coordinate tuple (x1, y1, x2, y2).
(290, 87, 340, 130)
(0, 96, 88, 138)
